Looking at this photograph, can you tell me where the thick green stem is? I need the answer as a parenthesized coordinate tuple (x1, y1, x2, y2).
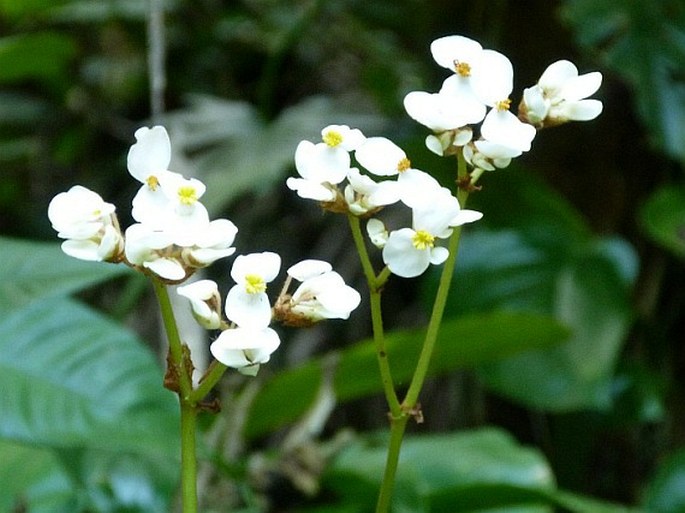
(348, 214, 401, 415)
(152, 279, 198, 512)
(375, 415, 409, 513)
(152, 279, 192, 397)
(180, 402, 198, 513)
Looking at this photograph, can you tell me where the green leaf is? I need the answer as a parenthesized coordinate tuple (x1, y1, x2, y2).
(328, 428, 555, 513)
(642, 449, 685, 513)
(0, 296, 178, 456)
(0, 32, 76, 84)
(326, 429, 636, 513)
(0, 439, 66, 512)
(244, 312, 568, 439)
(639, 185, 685, 258)
(435, 168, 638, 411)
(561, 0, 685, 161)
(0, 236, 131, 315)
(464, 233, 635, 411)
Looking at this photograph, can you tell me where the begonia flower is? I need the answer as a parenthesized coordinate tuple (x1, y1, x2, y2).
(124, 223, 185, 281)
(225, 252, 281, 328)
(127, 126, 184, 227)
(210, 325, 280, 376)
(177, 279, 222, 329)
(382, 188, 482, 278)
(277, 259, 361, 324)
(48, 185, 123, 261)
(520, 60, 603, 126)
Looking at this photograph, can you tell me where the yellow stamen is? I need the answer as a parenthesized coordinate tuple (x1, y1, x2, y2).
(412, 230, 435, 250)
(147, 175, 160, 191)
(397, 157, 411, 172)
(496, 98, 512, 111)
(323, 130, 343, 147)
(454, 60, 471, 77)
(177, 186, 198, 205)
(245, 274, 266, 294)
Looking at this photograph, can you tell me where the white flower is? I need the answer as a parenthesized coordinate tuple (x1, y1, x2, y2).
(431, 35, 513, 107)
(124, 223, 185, 281)
(225, 252, 281, 328)
(404, 89, 482, 132)
(210, 325, 280, 376)
(521, 60, 603, 126)
(127, 126, 184, 227)
(48, 185, 122, 261)
(321, 124, 366, 151)
(354, 137, 441, 208)
(286, 125, 364, 202)
(157, 173, 211, 247)
(344, 167, 400, 216)
(477, 101, 537, 158)
(177, 279, 222, 329)
(382, 188, 482, 278)
(282, 259, 361, 322)
(182, 218, 238, 268)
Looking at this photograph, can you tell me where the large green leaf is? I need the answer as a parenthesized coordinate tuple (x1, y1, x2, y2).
(0, 236, 131, 315)
(245, 312, 568, 439)
(326, 429, 635, 513)
(561, 0, 685, 161)
(329, 428, 554, 513)
(474, 239, 635, 410)
(0, 296, 178, 456)
(437, 168, 638, 411)
(0, 439, 66, 512)
(639, 185, 685, 258)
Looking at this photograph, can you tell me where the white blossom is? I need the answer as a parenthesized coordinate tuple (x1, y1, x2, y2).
(521, 60, 603, 126)
(177, 279, 222, 329)
(225, 252, 281, 328)
(48, 185, 122, 261)
(282, 259, 361, 322)
(382, 187, 482, 278)
(210, 326, 280, 376)
(124, 223, 185, 281)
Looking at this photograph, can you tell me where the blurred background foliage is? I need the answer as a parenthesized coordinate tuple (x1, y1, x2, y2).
(1, 0, 684, 511)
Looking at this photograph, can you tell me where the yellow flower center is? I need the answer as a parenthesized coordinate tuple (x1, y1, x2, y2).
(454, 61, 471, 77)
(323, 130, 343, 147)
(397, 157, 411, 172)
(245, 274, 266, 294)
(496, 98, 512, 111)
(147, 175, 160, 191)
(178, 186, 198, 205)
(412, 230, 435, 250)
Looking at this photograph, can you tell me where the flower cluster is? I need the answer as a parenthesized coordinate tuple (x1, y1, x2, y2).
(287, 124, 483, 278)
(49, 125, 361, 376)
(178, 255, 361, 375)
(49, 126, 238, 282)
(403, 35, 602, 172)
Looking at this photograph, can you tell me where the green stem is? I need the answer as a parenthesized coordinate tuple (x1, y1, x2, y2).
(348, 214, 401, 415)
(191, 359, 228, 404)
(180, 401, 198, 513)
(152, 279, 198, 512)
(152, 279, 193, 397)
(375, 153, 472, 513)
(403, 152, 470, 408)
(375, 415, 409, 513)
